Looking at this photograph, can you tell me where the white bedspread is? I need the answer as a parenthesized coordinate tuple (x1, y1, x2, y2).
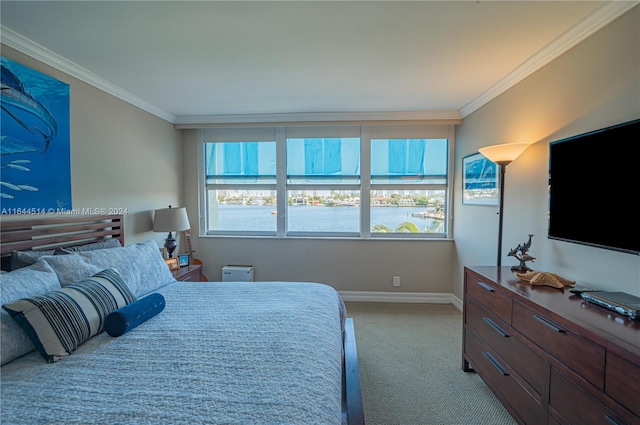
(1, 281, 346, 425)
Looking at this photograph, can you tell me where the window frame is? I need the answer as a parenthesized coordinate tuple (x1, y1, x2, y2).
(198, 124, 455, 239)
(284, 128, 362, 237)
(368, 134, 450, 239)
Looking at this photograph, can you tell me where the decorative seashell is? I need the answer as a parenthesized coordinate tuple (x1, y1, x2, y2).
(530, 272, 564, 288)
(549, 273, 575, 287)
(516, 271, 575, 289)
(516, 271, 538, 281)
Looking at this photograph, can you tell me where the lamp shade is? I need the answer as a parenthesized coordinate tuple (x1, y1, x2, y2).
(153, 207, 191, 232)
(479, 143, 529, 165)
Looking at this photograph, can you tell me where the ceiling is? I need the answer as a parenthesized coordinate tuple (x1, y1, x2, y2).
(1, 1, 636, 124)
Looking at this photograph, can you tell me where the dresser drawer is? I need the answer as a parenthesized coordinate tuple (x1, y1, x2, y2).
(606, 352, 640, 418)
(550, 367, 637, 425)
(173, 265, 202, 282)
(466, 273, 512, 324)
(466, 329, 544, 425)
(512, 300, 605, 389)
(465, 297, 545, 394)
(547, 415, 563, 425)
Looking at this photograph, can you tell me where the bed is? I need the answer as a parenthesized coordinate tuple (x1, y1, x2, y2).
(0, 215, 364, 425)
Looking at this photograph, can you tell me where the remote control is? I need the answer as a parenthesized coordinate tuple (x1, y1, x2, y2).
(569, 287, 602, 295)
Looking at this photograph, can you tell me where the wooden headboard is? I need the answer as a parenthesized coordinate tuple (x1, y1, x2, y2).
(1, 215, 124, 269)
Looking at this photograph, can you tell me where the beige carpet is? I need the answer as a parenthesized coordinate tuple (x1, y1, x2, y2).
(344, 302, 517, 425)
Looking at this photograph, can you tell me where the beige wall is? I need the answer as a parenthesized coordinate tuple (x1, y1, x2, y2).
(182, 129, 455, 293)
(1, 46, 183, 248)
(454, 6, 640, 298)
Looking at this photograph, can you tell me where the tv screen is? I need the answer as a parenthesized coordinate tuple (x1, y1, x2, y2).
(548, 118, 640, 255)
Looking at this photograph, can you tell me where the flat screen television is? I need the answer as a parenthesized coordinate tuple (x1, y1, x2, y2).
(548, 118, 640, 255)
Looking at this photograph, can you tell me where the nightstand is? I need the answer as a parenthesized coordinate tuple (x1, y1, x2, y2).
(172, 264, 202, 282)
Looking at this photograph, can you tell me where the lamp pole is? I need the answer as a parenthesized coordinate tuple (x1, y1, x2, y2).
(496, 161, 510, 267)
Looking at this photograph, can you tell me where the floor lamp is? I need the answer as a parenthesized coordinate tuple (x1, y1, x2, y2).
(478, 143, 529, 267)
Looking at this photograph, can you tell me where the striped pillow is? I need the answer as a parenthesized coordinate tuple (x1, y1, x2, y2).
(2, 268, 136, 363)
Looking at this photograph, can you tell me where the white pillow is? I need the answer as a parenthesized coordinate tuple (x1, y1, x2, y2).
(38, 254, 103, 287)
(10, 249, 56, 270)
(44, 240, 176, 297)
(0, 261, 61, 365)
(62, 238, 122, 252)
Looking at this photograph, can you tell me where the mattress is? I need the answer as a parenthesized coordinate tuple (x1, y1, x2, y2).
(1, 281, 347, 425)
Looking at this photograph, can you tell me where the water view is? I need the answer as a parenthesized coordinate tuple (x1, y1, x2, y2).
(210, 204, 444, 233)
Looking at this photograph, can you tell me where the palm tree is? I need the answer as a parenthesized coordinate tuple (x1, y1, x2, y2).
(423, 220, 444, 233)
(395, 222, 420, 233)
(372, 224, 392, 233)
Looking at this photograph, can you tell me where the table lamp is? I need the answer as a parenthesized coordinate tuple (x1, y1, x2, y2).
(153, 206, 191, 258)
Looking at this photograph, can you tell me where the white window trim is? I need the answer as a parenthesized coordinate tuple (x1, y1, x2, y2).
(197, 124, 455, 239)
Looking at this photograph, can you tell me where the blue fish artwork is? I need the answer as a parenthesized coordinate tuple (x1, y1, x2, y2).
(0, 56, 71, 213)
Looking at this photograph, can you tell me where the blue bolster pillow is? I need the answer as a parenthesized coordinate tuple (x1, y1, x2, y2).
(105, 293, 165, 337)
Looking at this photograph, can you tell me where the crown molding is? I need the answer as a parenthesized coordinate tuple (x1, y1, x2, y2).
(174, 111, 462, 128)
(459, 1, 638, 118)
(0, 26, 176, 124)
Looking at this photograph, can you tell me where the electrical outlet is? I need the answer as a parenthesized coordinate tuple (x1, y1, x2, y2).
(393, 276, 400, 287)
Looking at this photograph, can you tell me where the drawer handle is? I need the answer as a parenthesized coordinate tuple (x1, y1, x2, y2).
(483, 317, 510, 337)
(533, 314, 565, 333)
(476, 281, 495, 292)
(483, 351, 509, 376)
(604, 415, 626, 425)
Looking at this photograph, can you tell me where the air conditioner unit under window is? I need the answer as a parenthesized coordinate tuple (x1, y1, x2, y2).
(222, 265, 254, 282)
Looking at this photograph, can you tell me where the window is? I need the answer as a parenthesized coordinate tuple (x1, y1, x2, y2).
(203, 127, 278, 235)
(369, 138, 448, 237)
(200, 125, 453, 238)
(286, 135, 360, 235)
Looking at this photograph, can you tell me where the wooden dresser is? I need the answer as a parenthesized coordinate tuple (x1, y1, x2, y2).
(463, 266, 640, 425)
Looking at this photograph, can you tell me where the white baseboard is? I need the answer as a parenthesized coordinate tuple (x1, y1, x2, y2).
(339, 291, 463, 312)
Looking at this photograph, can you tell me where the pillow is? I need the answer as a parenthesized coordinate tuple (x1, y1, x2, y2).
(39, 254, 103, 287)
(59, 238, 122, 253)
(46, 240, 176, 297)
(105, 293, 165, 337)
(2, 268, 136, 363)
(0, 261, 61, 365)
(10, 249, 56, 270)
